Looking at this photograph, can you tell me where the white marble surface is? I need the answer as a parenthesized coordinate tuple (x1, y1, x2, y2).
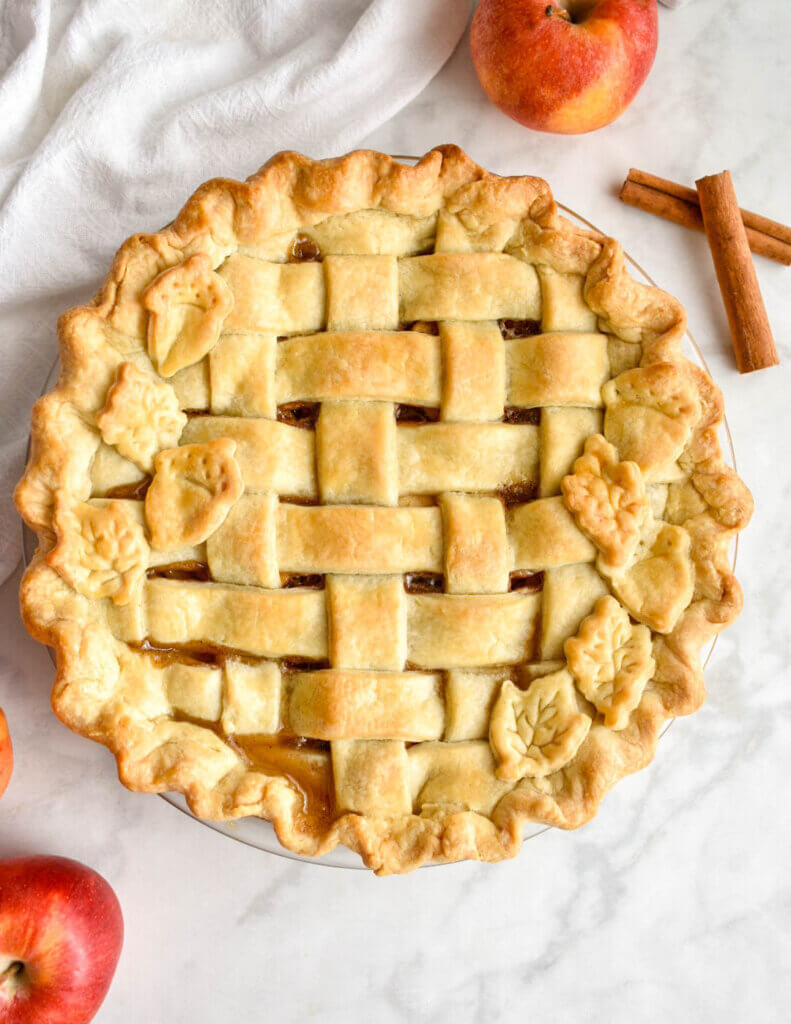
(2, 2, 790, 1021)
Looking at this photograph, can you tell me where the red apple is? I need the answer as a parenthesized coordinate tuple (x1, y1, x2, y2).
(471, 0, 658, 134)
(0, 711, 11, 799)
(0, 857, 123, 1024)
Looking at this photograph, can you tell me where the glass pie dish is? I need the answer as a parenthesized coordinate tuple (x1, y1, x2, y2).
(21, 166, 739, 870)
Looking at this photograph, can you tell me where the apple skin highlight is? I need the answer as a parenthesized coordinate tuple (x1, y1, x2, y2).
(0, 710, 11, 799)
(0, 856, 123, 1024)
(471, 0, 658, 135)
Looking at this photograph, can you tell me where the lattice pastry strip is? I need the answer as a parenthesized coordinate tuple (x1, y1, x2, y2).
(332, 740, 412, 817)
(134, 577, 543, 671)
(439, 321, 506, 422)
(325, 255, 399, 331)
(316, 402, 398, 506)
(326, 575, 407, 671)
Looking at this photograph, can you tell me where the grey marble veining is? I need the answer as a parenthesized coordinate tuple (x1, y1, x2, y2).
(1, 2, 790, 1021)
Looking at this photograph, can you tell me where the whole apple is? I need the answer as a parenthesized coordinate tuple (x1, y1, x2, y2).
(471, 0, 658, 134)
(0, 711, 11, 799)
(0, 857, 123, 1024)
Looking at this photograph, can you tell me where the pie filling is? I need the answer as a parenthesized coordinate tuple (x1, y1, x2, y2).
(498, 318, 541, 339)
(172, 710, 334, 829)
(288, 233, 322, 263)
(277, 402, 320, 428)
(106, 478, 152, 500)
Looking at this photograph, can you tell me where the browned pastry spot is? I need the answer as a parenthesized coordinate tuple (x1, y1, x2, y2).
(288, 233, 322, 262)
(280, 573, 325, 589)
(404, 572, 445, 594)
(499, 319, 542, 339)
(395, 404, 440, 423)
(509, 570, 544, 593)
(278, 402, 320, 429)
(146, 561, 211, 582)
(498, 482, 538, 506)
(503, 407, 541, 425)
(105, 477, 152, 500)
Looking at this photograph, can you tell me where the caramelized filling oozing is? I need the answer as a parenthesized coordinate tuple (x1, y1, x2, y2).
(229, 734, 334, 831)
(288, 233, 321, 262)
(404, 572, 445, 594)
(279, 657, 331, 672)
(147, 561, 211, 582)
(277, 402, 320, 428)
(170, 710, 335, 831)
(499, 319, 542, 339)
(279, 494, 320, 507)
(509, 570, 544, 593)
(279, 573, 325, 589)
(105, 477, 152, 500)
(498, 482, 538, 507)
(395, 404, 440, 423)
(134, 640, 330, 674)
(133, 639, 231, 667)
(503, 407, 541, 425)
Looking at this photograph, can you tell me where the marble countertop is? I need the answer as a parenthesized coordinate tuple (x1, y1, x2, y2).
(2, 2, 789, 1021)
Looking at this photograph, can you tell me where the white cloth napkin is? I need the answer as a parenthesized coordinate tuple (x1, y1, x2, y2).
(0, 0, 470, 584)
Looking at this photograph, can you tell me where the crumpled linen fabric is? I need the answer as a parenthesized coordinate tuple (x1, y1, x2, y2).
(0, 0, 470, 583)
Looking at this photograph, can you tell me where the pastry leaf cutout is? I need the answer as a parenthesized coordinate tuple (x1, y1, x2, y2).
(48, 496, 149, 605)
(97, 362, 187, 472)
(489, 670, 591, 781)
(145, 438, 243, 551)
(143, 254, 233, 377)
(601, 522, 694, 634)
(565, 596, 655, 730)
(561, 433, 650, 568)
(602, 364, 700, 480)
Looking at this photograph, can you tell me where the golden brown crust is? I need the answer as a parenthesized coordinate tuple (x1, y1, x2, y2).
(16, 146, 752, 874)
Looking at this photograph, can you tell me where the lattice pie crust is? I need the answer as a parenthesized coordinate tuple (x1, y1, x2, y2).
(16, 147, 752, 874)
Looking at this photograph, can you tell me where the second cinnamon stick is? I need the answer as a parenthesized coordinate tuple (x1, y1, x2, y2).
(620, 172, 791, 265)
(696, 171, 779, 374)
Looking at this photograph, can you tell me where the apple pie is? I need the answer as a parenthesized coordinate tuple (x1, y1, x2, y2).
(16, 147, 752, 874)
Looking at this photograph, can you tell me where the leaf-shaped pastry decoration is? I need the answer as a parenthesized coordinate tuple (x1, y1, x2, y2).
(602, 364, 700, 481)
(97, 362, 187, 472)
(561, 433, 650, 568)
(144, 438, 243, 551)
(143, 254, 233, 377)
(565, 596, 655, 730)
(47, 496, 148, 605)
(601, 523, 693, 634)
(489, 670, 591, 781)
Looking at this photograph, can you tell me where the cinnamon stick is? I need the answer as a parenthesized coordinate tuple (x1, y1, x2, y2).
(696, 170, 778, 373)
(620, 169, 791, 265)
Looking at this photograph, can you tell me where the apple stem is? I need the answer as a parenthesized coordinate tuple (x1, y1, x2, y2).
(0, 961, 25, 994)
(545, 5, 571, 22)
